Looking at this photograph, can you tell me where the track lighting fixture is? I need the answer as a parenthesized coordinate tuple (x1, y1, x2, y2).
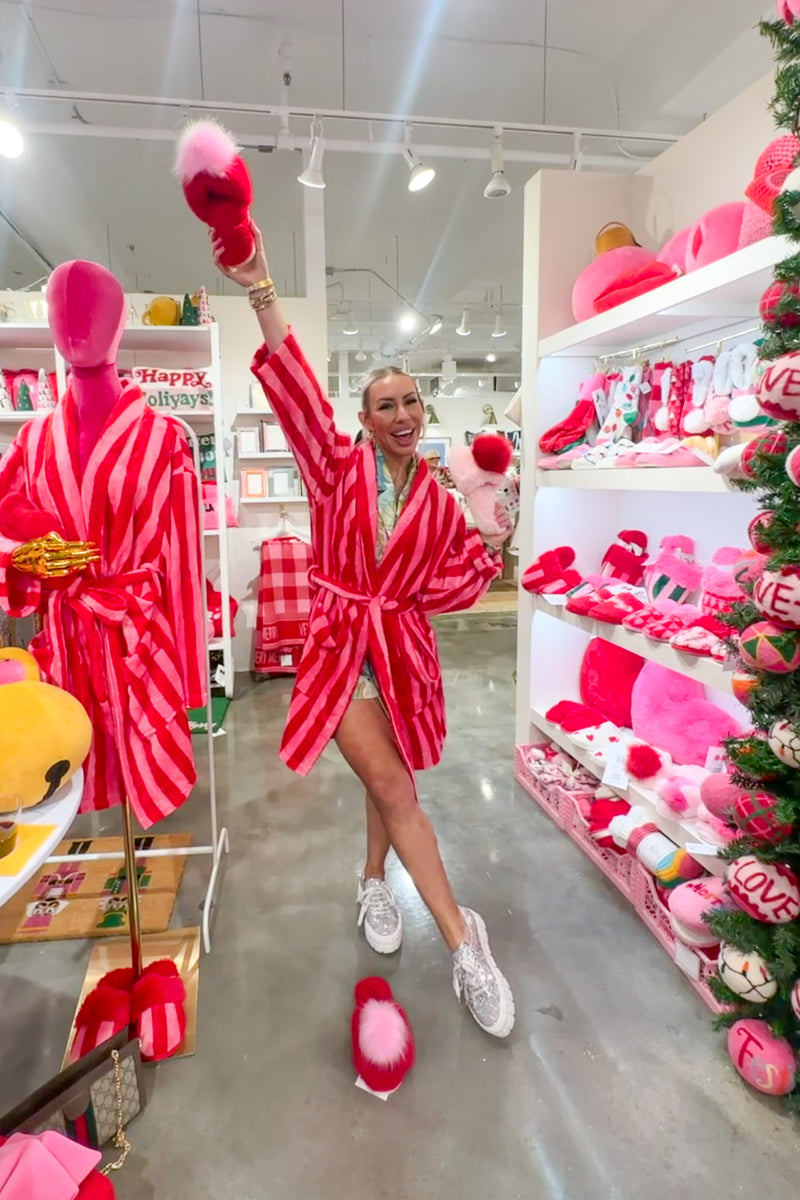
(428, 315, 443, 335)
(455, 309, 471, 336)
(483, 127, 510, 199)
(298, 119, 325, 188)
(404, 125, 435, 191)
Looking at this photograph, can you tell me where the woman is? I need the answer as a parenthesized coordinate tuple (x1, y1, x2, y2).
(213, 224, 514, 1038)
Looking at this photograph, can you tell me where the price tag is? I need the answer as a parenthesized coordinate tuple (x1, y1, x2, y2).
(592, 387, 610, 426)
(601, 744, 629, 792)
(640, 381, 652, 394)
(280, 653, 294, 666)
(685, 841, 719, 857)
(674, 940, 701, 980)
(704, 745, 727, 773)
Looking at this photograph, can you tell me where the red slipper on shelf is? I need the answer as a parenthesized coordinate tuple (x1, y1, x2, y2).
(538, 569, 583, 595)
(670, 614, 730, 657)
(545, 700, 607, 732)
(587, 592, 645, 624)
(131, 959, 187, 1062)
(522, 547, 577, 593)
(621, 601, 675, 631)
(565, 586, 617, 616)
(599, 529, 649, 585)
(68, 983, 132, 1064)
(637, 604, 701, 641)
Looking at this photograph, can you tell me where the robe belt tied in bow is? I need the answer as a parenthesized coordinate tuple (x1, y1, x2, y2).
(308, 568, 415, 683)
(42, 566, 162, 702)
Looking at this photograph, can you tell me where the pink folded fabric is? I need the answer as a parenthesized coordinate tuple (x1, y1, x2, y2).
(632, 446, 705, 467)
(0, 1132, 101, 1200)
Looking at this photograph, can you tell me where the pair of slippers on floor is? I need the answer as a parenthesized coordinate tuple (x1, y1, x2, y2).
(69, 959, 187, 1064)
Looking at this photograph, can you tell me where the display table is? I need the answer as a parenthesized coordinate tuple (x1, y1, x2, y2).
(0, 770, 83, 910)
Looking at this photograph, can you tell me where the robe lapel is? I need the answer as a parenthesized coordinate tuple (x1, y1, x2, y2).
(357, 443, 378, 588)
(43, 392, 86, 541)
(80, 385, 147, 543)
(376, 457, 431, 586)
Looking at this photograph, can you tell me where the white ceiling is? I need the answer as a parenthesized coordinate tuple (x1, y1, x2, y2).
(0, 0, 773, 366)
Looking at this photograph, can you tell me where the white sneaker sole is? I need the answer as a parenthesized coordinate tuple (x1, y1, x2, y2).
(460, 908, 515, 1038)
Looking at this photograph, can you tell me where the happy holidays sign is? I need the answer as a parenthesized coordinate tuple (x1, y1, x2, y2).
(132, 367, 213, 411)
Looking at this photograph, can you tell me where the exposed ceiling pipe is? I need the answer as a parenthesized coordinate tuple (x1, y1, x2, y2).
(19, 122, 645, 170)
(10, 86, 679, 146)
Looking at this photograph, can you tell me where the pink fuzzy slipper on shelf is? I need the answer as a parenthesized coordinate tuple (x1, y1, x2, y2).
(545, 700, 607, 732)
(587, 592, 646, 624)
(642, 605, 702, 642)
(670, 614, 731, 658)
(537, 445, 590, 470)
(522, 547, 577, 593)
(643, 535, 702, 605)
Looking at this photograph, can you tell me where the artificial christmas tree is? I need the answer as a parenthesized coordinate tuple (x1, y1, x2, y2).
(705, 4, 800, 1110)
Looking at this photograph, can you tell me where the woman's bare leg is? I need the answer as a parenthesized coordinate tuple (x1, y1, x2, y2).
(336, 698, 467, 951)
(364, 791, 392, 881)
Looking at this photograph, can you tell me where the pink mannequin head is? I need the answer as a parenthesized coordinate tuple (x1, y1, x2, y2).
(47, 261, 126, 369)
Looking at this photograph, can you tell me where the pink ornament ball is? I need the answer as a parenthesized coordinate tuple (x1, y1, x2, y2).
(778, 0, 800, 25)
(786, 444, 800, 487)
(727, 854, 800, 924)
(668, 876, 727, 947)
(733, 789, 793, 844)
(740, 430, 789, 479)
(739, 620, 800, 673)
(728, 1019, 796, 1095)
(760, 278, 800, 325)
(754, 566, 800, 630)
(748, 512, 774, 554)
(700, 772, 745, 819)
(758, 352, 800, 421)
(731, 669, 760, 707)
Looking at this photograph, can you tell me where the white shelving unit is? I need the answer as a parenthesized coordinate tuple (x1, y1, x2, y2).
(515, 170, 764, 946)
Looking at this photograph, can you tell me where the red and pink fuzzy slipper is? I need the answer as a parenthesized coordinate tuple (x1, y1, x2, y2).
(68, 959, 187, 1064)
(522, 547, 581, 594)
(545, 700, 607, 732)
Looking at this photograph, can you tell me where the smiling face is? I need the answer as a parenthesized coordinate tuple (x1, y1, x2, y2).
(360, 372, 424, 467)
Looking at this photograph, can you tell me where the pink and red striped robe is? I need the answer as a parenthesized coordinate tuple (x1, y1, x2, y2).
(0, 385, 207, 828)
(251, 331, 501, 781)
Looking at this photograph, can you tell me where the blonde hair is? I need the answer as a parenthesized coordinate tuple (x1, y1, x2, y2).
(360, 366, 418, 413)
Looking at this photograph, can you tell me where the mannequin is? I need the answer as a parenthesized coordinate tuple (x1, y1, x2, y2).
(0, 260, 207, 829)
(46, 260, 125, 470)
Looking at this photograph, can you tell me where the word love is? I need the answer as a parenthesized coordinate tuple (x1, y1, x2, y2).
(727, 855, 800, 924)
(754, 569, 800, 630)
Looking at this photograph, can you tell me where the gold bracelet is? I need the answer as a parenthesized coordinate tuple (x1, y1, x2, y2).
(248, 278, 274, 294)
(249, 287, 278, 311)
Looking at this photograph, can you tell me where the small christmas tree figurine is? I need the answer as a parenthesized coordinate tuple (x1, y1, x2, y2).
(198, 285, 213, 325)
(180, 293, 199, 326)
(37, 367, 56, 410)
(0, 369, 12, 411)
(16, 379, 33, 411)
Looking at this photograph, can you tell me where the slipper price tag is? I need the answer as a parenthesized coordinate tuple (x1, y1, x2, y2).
(592, 388, 610, 426)
(601, 744, 630, 792)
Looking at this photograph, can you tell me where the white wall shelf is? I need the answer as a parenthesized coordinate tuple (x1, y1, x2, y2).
(530, 709, 725, 876)
(240, 495, 308, 506)
(533, 597, 732, 693)
(238, 451, 294, 461)
(539, 235, 792, 358)
(235, 407, 273, 419)
(535, 467, 731, 493)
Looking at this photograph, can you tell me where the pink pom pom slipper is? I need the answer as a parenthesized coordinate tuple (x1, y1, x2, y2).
(522, 547, 580, 593)
(586, 591, 646, 624)
(670, 614, 731, 658)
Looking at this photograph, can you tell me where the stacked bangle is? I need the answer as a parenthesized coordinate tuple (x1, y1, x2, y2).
(248, 278, 277, 311)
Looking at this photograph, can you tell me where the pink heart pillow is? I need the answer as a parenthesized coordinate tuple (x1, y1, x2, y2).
(571, 246, 657, 324)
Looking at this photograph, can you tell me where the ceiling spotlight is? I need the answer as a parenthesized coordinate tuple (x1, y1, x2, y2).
(491, 314, 507, 338)
(399, 310, 418, 333)
(298, 120, 326, 189)
(342, 313, 359, 335)
(483, 127, 511, 200)
(403, 125, 435, 191)
(0, 110, 23, 158)
(455, 309, 471, 336)
(485, 352, 497, 363)
(355, 346, 368, 362)
(428, 315, 443, 335)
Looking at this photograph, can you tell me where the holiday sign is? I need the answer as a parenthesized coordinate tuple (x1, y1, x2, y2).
(132, 367, 213, 411)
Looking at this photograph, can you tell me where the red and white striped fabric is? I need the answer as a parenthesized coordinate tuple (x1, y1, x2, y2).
(251, 332, 501, 782)
(0, 385, 207, 828)
(254, 535, 312, 675)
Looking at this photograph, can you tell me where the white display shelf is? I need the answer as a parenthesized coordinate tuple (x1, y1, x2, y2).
(535, 467, 731, 493)
(1, 770, 84, 910)
(0, 322, 52, 350)
(529, 709, 725, 876)
(235, 407, 273, 419)
(237, 451, 294, 461)
(0, 409, 49, 423)
(533, 596, 732, 693)
(209, 638, 224, 652)
(203, 528, 219, 538)
(120, 325, 212, 356)
(240, 495, 307, 506)
(539, 235, 793, 358)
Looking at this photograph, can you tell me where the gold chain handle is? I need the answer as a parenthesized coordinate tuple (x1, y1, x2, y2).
(100, 1049, 133, 1175)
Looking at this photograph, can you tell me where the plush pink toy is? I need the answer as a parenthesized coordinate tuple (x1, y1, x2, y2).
(352, 977, 415, 1094)
(685, 203, 746, 271)
(448, 434, 513, 538)
(571, 246, 657, 324)
(657, 227, 692, 274)
(630, 662, 744, 767)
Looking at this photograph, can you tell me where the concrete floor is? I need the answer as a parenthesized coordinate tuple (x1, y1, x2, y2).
(2, 626, 800, 1198)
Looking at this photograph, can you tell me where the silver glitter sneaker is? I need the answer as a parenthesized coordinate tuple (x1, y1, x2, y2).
(452, 907, 515, 1038)
(356, 877, 403, 954)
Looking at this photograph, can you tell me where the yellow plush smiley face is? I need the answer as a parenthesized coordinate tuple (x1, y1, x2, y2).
(0, 672, 92, 808)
